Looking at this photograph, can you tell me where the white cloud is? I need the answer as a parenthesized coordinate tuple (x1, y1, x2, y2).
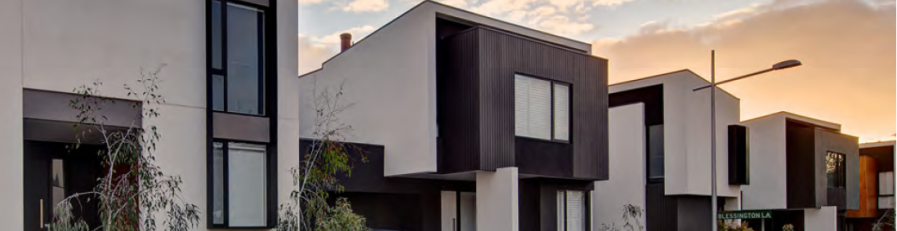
(590, 0, 634, 7)
(298, 34, 337, 75)
(341, 0, 390, 12)
(298, 0, 326, 6)
(315, 25, 376, 44)
(537, 15, 595, 36)
(439, 0, 475, 8)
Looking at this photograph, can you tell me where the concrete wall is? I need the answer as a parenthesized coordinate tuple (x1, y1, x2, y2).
(815, 128, 860, 210)
(1, 0, 297, 230)
(740, 113, 789, 209)
(0, 0, 24, 229)
(804, 206, 837, 231)
(608, 70, 741, 197)
(594, 103, 646, 229)
(476, 167, 519, 231)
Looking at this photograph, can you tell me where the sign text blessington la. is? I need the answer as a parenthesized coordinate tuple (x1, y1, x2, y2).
(718, 210, 772, 220)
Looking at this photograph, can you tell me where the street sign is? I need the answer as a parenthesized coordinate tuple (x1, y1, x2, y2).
(718, 210, 772, 220)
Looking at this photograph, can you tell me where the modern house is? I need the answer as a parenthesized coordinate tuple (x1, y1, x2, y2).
(2, 0, 299, 230)
(845, 141, 895, 231)
(298, 1, 608, 230)
(740, 112, 860, 231)
(594, 70, 748, 231)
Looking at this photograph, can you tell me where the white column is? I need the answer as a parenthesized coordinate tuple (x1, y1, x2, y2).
(804, 206, 837, 231)
(0, 0, 23, 229)
(477, 167, 519, 231)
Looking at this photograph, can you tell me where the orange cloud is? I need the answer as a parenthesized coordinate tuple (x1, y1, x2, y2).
(594, 0, 896, 142)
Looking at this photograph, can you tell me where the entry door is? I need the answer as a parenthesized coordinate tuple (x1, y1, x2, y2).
(441, 191, 477, 231)
(23, 141, 102, 231)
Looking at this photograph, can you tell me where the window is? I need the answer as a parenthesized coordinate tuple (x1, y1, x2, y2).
(880, 172, 894, 196)
(647, 125, 664, 182)
(210, 0, 266, 115)
(515, 74, 570, 141)
(211, 141, 270, 227)
(557, 190, 589, 231)
(826, 151, 846, 188)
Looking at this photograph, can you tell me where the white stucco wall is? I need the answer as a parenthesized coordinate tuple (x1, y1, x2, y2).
(476, 167, 519, 231)
(2, 0, 297, 230)
(298, 1, 593, 176)
(804, 206, 837, 231)
(0, 0, 24, 229)
(609, 70, 741, 197)
(594, 103, 646, 230)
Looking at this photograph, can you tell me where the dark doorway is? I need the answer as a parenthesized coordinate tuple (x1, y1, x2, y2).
(23, 141, 103, 231)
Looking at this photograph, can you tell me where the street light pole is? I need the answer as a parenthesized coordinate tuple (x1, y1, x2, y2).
(696, 51, 802, 231)
(710, 50, 718, 231)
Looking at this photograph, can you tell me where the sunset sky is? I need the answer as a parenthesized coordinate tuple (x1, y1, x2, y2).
(297, 0, 896, 142)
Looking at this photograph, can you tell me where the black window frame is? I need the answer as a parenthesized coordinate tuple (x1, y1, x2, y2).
(826, 151, 847, 188)
(206, 0, 278, 228)
(209, 0, 268, 116)
(513, 73, 573, 143)
(209, 140, 277, 228)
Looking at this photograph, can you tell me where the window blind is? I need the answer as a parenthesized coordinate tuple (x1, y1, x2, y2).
(515, 75, 553, 140)
(553, 83, 570, 141)
(566, 191, 585, 231)
(228, 142, 268, 227)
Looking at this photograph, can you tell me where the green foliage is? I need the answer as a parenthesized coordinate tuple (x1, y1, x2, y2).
(718, 220, 755, 231)
(781, 223, 794, 231)
(48, 66, 200, 231)
(277, 82, 369, 231)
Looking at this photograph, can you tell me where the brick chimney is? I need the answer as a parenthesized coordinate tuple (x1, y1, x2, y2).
(340, 33, 352, 52)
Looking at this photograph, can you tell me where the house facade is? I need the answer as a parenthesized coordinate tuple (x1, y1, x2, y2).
(845, 141, 895, 231)
(1, 0, 299, 230)
(594, 70, 747, 231)
(298, 1, 608, 230)
(740, 112, 860, 231)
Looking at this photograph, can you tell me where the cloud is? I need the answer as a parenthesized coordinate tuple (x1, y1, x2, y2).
(460, 0, 612, 36)
(298, 0, 326, 6)
(315, 25, 377, 44)
(341, 0, 390, 12)
(537, 15, 596, 36)
(298, 34, 338, 75)
(593, 0, 895, 141)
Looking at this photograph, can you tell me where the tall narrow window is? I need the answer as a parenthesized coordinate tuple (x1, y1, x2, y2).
(826, 151, 846, 188)
(557, 190, 589, 231)
(210, 0, 266, 115)
(647, 125, 664, 182)
(515, 74, 571, 141)
(211, 141, 270, 227)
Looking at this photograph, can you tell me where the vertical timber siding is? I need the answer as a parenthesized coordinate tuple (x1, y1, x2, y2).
(476, 27, 608, 179)
(437, 25, 608, 180)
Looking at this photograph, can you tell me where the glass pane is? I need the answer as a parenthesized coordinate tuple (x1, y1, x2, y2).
(648, 125, 664, 181)
(528, 78, 552, 140)
(51, 159, 65, 210)
(557, 191, 565, 231)
(566, 191, 585, 231)
(515, 76, 529, 137)
(826, 152, 845, 188)
(211, 0, 222, 70)
(228, 142, 267, 227)
(880, 172, 894, 195)
(212, 142, 224, 224)
(212, 75, 225, 111)
(226, 3, 264, 115)
(553, 83, 570, 141)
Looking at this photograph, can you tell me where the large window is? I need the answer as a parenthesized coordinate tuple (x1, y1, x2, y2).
(210, 0, 266, 115)
(212, 141, 270, 227)
(826, 151, 846, 188)
(557, 190, 589, 231)
(647, 124, 664, 182)
(515, 74, 570, 141)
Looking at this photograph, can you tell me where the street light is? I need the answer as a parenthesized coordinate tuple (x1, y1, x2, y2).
(693, 50, 801, 231)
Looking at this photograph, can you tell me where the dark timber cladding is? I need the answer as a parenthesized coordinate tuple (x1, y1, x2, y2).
(436, 20, 608, 180)
(786, 120, 818, 208)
